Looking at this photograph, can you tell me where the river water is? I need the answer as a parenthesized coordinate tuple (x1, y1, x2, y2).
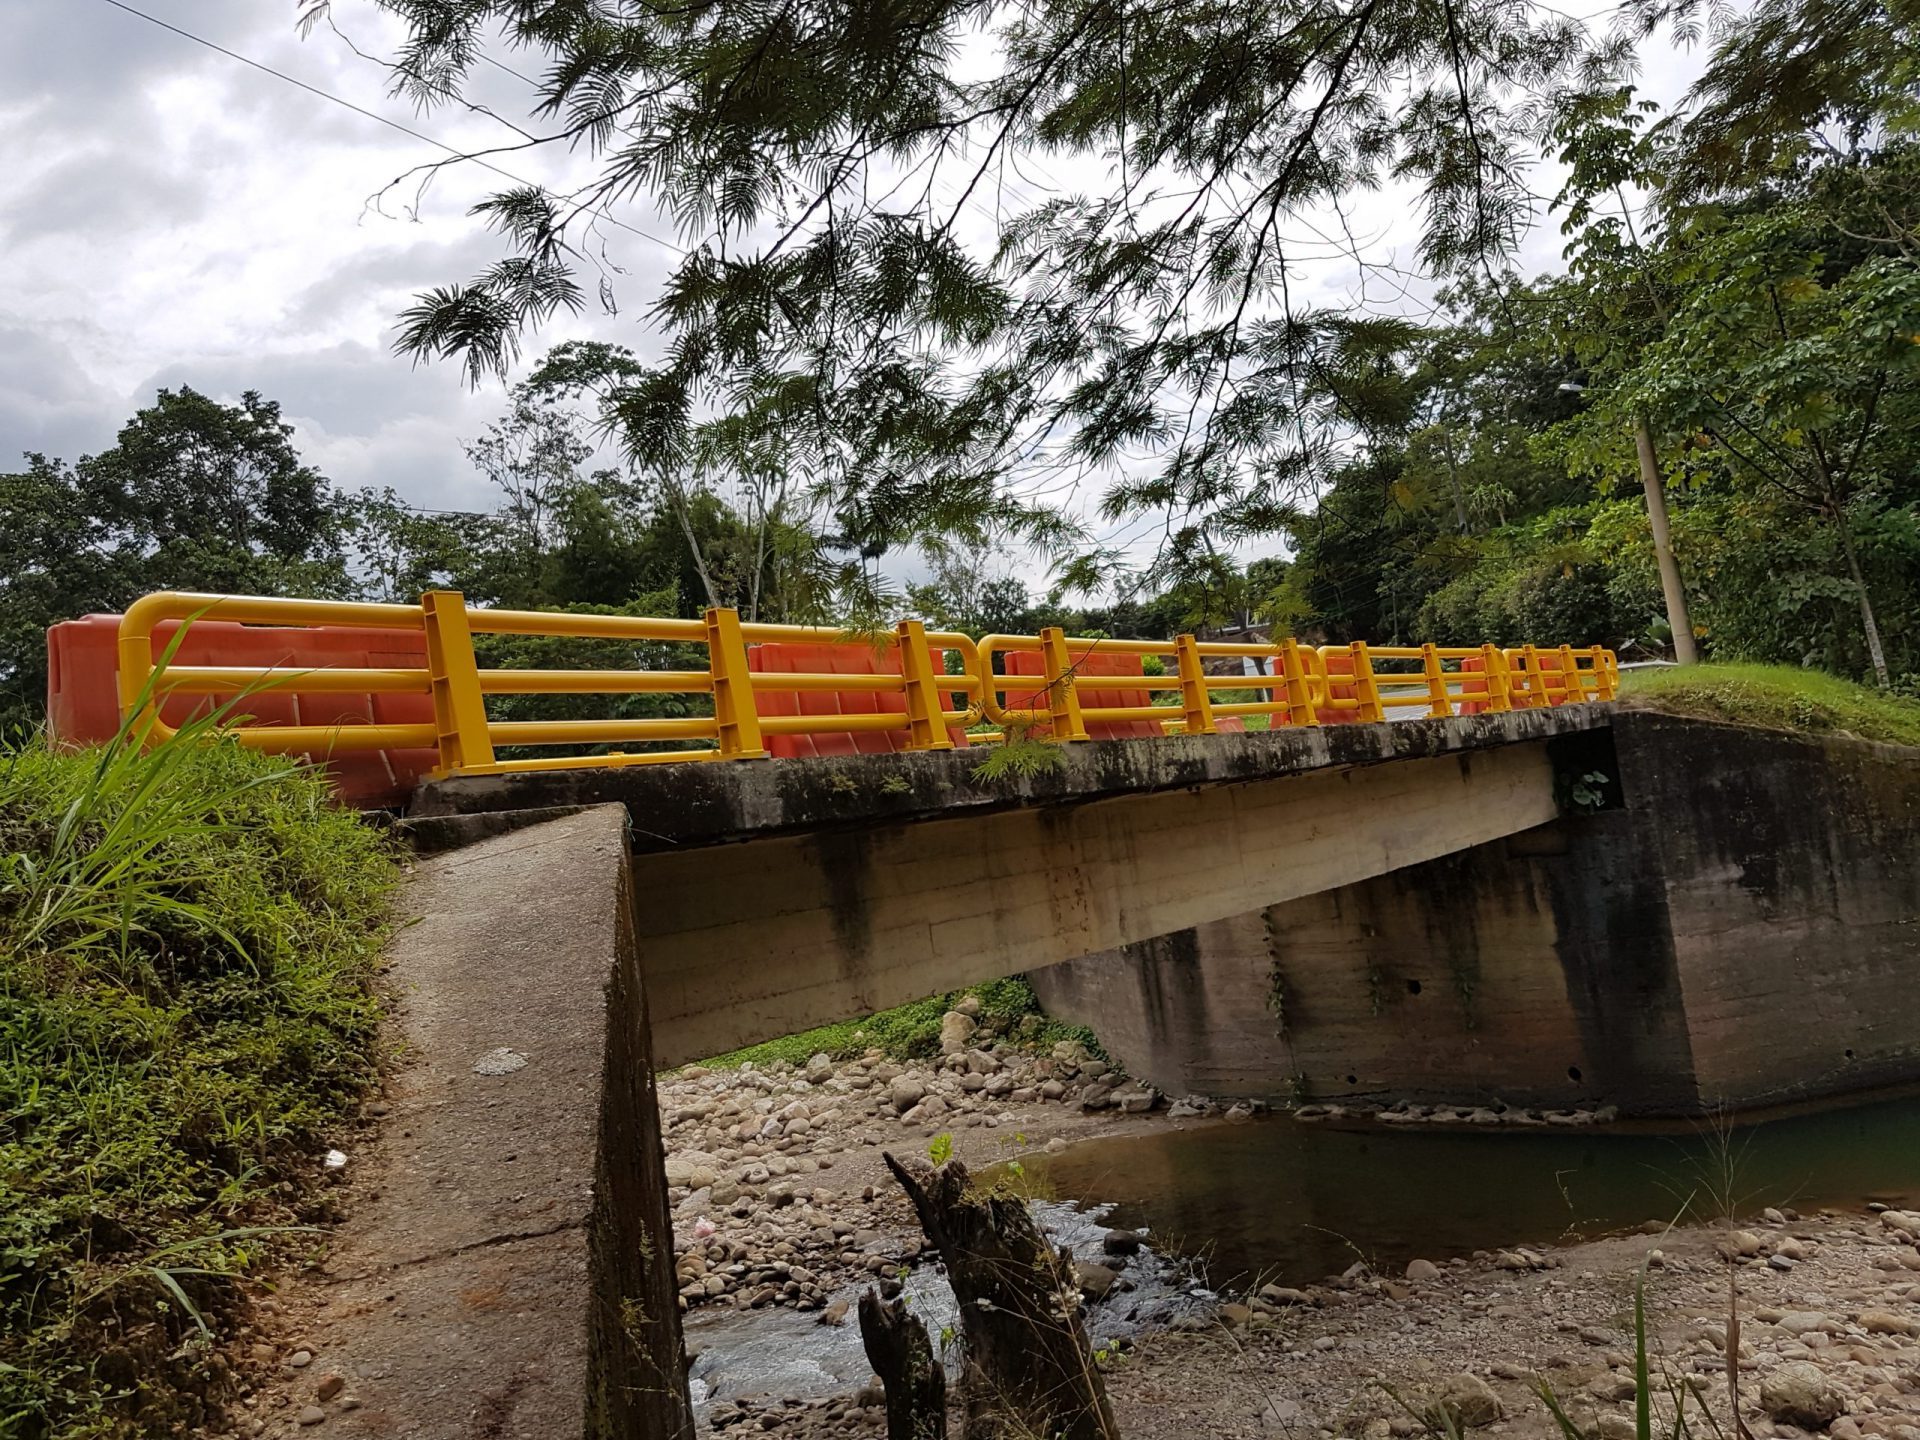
(1022, 1091, 1920, 1289)
(685, 1091, 1920, 1407)
(685, 1198, 1213, 1410)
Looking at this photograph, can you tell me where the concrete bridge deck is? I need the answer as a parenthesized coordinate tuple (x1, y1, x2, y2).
(412, 706, 1615, 1065)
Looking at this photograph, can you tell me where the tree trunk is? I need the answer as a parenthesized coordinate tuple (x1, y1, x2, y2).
(859, 1288, 948, 1440)
(1833, 509, 1892, 688)
(1633, 417, 1700, 665)
(881, 1153, 1119, 1440)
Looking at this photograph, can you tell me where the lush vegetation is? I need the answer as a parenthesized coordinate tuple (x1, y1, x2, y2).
(698, 978, 1102, 1071)
(0, 718, 397, 1437)
(311, 0, 1915, 698)
(1621, 664, 1920, 748)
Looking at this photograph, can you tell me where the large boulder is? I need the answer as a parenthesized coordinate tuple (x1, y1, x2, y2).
(1760, 1362, 1845, 1429)
(1427, 1373, 1504, 1429)
(939, 1011, 977, 1054)
(1073, 1261, 1120, 1302)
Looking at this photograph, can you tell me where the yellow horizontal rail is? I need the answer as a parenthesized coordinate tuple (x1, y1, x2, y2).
(113, 589, 1618, 782)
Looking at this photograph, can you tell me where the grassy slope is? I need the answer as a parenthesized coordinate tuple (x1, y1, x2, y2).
(699, 976, 1102, 1069)
(1619, 662, 1920, 748)
(0, 729, 398, 1437)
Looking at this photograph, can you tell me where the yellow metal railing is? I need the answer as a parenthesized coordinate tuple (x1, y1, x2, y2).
(115, 591, 1618, 779)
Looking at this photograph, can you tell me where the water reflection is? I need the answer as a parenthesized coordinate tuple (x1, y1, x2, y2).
(1022, 1095, 1920, 1288)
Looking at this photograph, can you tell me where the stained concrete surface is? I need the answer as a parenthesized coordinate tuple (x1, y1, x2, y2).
(410, 705, 1609, 847)
(263, 805, 691, 1439)
(1030, 712, 1920, 1115)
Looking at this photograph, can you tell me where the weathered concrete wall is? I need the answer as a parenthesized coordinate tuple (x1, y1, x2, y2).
(630, 741, 1564, 1067)
(1624, 712, 1920, 1108)
(413, 705, 1608, 839)
(1031, 712, 1920, 1115)
(290, 806, 692, 1440)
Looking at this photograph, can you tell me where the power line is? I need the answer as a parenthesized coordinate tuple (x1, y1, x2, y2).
(93, 0, 682, 255)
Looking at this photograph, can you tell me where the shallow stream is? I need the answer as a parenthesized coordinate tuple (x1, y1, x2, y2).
(685, 1091, 1920, 1409)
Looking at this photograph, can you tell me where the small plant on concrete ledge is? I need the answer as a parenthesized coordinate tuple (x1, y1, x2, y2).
(970, 724, 1067, 783)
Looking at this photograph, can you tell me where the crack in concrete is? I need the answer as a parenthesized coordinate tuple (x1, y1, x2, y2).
(328, 1216, 588, 1283)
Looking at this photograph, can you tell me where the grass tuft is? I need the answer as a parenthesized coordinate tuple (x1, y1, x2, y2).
(1619, 662, 1920, 748)
(0, 717, 398, 1438)
(696, 976, 1103, 1070)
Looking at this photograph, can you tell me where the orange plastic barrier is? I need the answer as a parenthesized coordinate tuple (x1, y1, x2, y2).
(46, 614, 437, 808)
(747, 642, 971, 758)
(1317, 651, 1364, 724)
(1001, 647, 1249, 737)
(1003, 647, 1161, 740)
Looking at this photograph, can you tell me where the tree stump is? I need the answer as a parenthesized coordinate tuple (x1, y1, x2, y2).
(859, 1287, 948, 1440)
(881, 1153, 1119, 1440)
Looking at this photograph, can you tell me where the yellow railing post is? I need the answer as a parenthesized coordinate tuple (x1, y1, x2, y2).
(1478, 644, 1511, 713)
(895, 620, 955, 752)
(1037, 627, 1089, 741)
(1520, 643, 1546, 709)
(705, 606, 767, 758)
(1349, 641, 1385, 723)
(1558, 644, 1584, 703)
(1420, 642, 1451, 718)
(1279, 639, 1317, 726)
(422, 590, 497, 776)
(1590, 644, 1617, 701)
(117, 625, 157, 736)
(1174, 633, 1218, 736)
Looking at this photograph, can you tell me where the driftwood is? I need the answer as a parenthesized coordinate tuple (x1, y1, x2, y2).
(882, 1152, 1118, 1440)
(859, 1287, 948, 1440)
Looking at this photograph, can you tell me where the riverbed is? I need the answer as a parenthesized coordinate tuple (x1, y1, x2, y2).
(688, 1089, 1920, 1427)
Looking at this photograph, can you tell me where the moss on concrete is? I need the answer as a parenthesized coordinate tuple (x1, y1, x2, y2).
(1621, 663, 1920, 748)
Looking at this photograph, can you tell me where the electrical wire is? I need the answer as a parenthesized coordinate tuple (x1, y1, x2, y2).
(92, 0, 682, 255)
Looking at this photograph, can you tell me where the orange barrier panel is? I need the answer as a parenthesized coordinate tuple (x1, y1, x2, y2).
(1000, 646, 1251, 738)
(747, 641, 971, 758)
(47, 613, 437, 808)
(1003, 646, 1162, 740)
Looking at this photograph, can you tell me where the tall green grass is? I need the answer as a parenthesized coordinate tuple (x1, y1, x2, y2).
(0, 703, 398, 1437)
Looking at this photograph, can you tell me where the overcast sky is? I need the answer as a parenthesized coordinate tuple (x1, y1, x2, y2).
(0, 0, 1710, 562)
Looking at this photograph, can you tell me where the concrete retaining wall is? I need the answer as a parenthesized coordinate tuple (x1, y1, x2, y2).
(293, 806, 693, 1440)
(1030, 711, 1920, 1115)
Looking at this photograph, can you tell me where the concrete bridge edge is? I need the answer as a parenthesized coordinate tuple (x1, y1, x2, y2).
(287, 804, 693, 1440)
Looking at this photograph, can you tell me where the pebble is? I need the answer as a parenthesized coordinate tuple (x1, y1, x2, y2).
(295, 1406, 326, 1427)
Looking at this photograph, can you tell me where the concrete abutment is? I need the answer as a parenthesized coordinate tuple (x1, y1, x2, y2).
(1028, 711, 1920, 1116)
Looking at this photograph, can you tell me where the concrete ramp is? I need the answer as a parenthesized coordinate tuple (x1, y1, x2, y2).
(278, 806, 690, 1440)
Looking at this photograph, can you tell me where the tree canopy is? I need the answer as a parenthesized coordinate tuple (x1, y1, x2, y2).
(303, 0, 1648, 594)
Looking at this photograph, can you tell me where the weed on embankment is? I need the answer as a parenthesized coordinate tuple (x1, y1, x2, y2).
(0, 718, 398, 1437)
(698, 976, 1104, 1071)
(1621, 661, 1920, 747)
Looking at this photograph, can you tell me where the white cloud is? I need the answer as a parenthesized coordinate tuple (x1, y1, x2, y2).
(0, 0, 1716, 588)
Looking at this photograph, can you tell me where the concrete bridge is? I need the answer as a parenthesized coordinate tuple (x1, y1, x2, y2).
(318, 700, 1919, 1440)
(410, 703, 1614, 1068)
(61, 593, 1920, 1438)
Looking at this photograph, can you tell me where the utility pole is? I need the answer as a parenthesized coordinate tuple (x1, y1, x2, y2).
(1632, 417, 1699, 665)
(1562, 382, 1699, 666)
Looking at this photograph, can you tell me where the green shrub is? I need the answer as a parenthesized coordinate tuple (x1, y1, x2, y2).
(0, 720, 398, 1437)
(697, 976, 1104, 1069)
